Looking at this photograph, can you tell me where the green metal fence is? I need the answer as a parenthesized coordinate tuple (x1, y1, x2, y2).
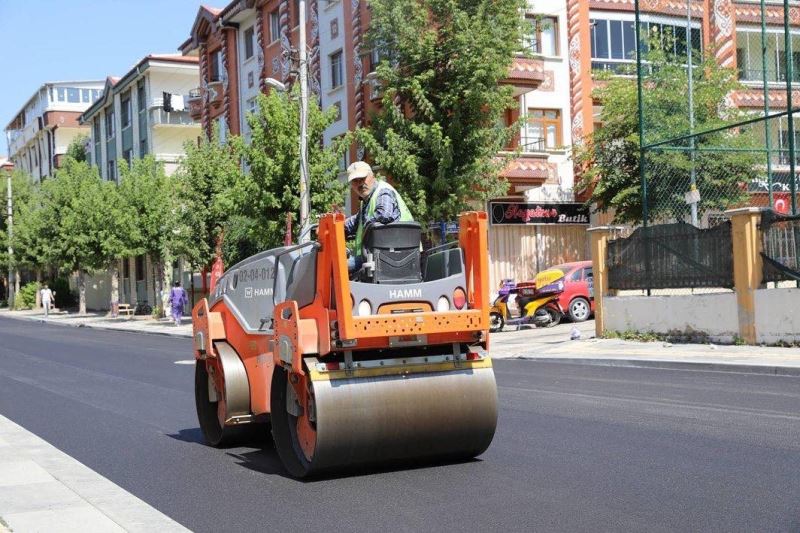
(633, 0, 799, 227)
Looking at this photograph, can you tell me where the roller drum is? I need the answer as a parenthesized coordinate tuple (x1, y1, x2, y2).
(273, 364, 498, 477)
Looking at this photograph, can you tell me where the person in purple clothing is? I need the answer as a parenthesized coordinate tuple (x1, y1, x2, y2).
(168, 281, 188, 326)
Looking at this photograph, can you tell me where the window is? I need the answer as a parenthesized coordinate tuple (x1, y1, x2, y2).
(105, 111, 115, 139)
(107, 160, 116, 181)
(140, 138, 148, 157)
(244, 26, 255, 60)
(270, 10, 280, 43)
(121, 97, 131, 129)
(526, 15, 559, 56)
(93, 89, 101, 101)
(217, 117, 227, 144)
(135, 256, 145, 281)
(67, 88, 80, 103)
(81, 89, 90, 103)
(569, 268, 583, 282)
(525, 109, 561, 150)
(737, 29, 800, 83)
(330, 50, 343, 89)
(332, 101, 342, 121)
(57, 88, 66, 102)
(209, 50, 221, 82)
(137, 81, 147, 112)
(123, 149, 132, 166)
(590, 18, 700, 73)
(246, 97, 258, 114)
(368, 47, 381, 73)
(93, 120, 101, 145)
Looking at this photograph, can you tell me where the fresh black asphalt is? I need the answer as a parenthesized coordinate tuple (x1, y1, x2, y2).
(0, 316, 798, 532)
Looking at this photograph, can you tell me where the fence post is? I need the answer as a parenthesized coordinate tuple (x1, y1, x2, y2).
(588, 226, 617, 339)
(725, 207, 764, 345)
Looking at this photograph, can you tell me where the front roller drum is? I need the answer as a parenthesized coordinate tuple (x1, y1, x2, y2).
(271, 363, 498, 478)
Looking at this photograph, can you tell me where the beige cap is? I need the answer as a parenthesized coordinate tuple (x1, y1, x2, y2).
(347, 161, 373, 182)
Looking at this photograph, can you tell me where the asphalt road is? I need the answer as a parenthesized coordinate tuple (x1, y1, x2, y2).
(0, 316, 798, 532)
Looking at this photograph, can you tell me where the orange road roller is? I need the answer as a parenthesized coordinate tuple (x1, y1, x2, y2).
(192, 211, 498, 477)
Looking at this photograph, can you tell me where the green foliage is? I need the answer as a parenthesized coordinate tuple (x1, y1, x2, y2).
(15, 281, 39, 310)
(353, 0, 528, 222)
(173, 129, 244, 270)
(228, 88, 344, 264)
(575, 45, 757, 225)
(66, 134, 89, 163)
(0, 169, 37, 272)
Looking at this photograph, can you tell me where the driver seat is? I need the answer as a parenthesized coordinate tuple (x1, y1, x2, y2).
(357, 222, 422, 284)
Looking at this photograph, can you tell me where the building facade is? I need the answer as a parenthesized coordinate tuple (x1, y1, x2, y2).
(568, 0, 800, 216)
(80, 54, 200, 180)
(4, 81, 104, 181)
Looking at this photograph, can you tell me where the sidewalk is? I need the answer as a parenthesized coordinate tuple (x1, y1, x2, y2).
(0, 308, 192, 338)
(489, 320, 800, 376)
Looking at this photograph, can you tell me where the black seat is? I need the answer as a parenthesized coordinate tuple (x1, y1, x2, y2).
(359, 222, 422, 284)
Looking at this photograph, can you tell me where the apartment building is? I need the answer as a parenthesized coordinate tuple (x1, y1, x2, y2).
(72, 54, 200, 310)
(80, 54, 200, 180)
(179, 1, 589, 285)
(4, 81, 104, 181)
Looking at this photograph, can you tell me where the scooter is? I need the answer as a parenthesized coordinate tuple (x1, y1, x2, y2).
(489, 270, 565, 332)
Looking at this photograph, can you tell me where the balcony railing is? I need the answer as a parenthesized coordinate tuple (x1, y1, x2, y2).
(187, 89, 203, 120)
(149, 108, 196, 127)
(738, 68, 800, 84)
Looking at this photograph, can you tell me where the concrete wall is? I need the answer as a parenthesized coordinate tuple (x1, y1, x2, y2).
(69, 271, 111, 311)
(755, 288, 800, 344)
(604, 293, 739, 343)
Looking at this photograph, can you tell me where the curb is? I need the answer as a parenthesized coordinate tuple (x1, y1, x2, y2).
(512, 356, 800, 377)
(0, 313, 192, 339)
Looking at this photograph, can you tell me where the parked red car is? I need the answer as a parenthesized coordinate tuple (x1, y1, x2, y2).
(539, 260, 595, 322)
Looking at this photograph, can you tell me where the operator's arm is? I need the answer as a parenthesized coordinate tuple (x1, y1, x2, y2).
(343, 210, 360, 238)
(369, 189, 400, 225)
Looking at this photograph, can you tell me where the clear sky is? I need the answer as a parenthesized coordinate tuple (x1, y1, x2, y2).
(0, 0, 209, 157)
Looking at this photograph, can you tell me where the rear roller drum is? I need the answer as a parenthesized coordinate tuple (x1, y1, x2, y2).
(195, 360, 230, 446)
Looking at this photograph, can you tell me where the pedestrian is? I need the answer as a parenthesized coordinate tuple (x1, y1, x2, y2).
(168, 281, 188, 326)
(40, 283, 54, 319)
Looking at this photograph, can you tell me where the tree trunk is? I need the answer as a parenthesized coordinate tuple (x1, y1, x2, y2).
(153, 260, 164, 318)
(110, 263, 120, 317)
(78, 269, 87, 315)
(14, 268, 20, 298)
(35, 269, 42, 309)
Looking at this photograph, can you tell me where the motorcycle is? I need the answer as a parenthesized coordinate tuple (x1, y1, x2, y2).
(489, 269, 566, 332)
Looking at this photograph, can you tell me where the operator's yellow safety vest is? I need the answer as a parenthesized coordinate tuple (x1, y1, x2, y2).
(353, 180, 413, 253)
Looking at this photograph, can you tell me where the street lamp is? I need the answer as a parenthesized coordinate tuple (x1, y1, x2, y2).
(263, 77, 286, 92)
(297, 0, 310, 243)
(6, 170, 13, 308)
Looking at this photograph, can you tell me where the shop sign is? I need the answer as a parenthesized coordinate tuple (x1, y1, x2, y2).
(489, 202, 590, 225)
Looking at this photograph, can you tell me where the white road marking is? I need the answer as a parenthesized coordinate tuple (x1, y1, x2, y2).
(174, 360, 195, 365)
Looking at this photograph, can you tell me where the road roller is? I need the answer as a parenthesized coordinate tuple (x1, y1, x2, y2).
(191, 211, 497, 477)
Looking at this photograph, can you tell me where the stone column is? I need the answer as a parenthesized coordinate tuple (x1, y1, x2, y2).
(587, 226, 622, 339)
(725, 207, 764, 344)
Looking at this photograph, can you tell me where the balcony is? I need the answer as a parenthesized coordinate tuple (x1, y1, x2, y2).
(207, 80, 224, 109)
(149, 108, 197, 127)
(187, 89, 202, 120)
(502, 57, 545, 96)
(498, 138, 551, 194)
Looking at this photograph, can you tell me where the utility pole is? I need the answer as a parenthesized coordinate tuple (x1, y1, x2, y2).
(687, 0, 698, 227)
(298, 0, 311, 243)
(6, 170, 13, 307)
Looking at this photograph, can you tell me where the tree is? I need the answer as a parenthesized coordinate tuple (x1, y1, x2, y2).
(0, 170, 36, 301)
(66, 134, 89, 163)
(173, 129, 244, 274)
(229, 88, 344, 262)
(575, 43, 757, 225)
(40, 158, 133, 314)
(353, 0, 528, 223)
(119, 156, 176, 312)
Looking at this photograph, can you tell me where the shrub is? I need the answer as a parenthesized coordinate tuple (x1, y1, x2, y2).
(14, 282, 39, 310)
